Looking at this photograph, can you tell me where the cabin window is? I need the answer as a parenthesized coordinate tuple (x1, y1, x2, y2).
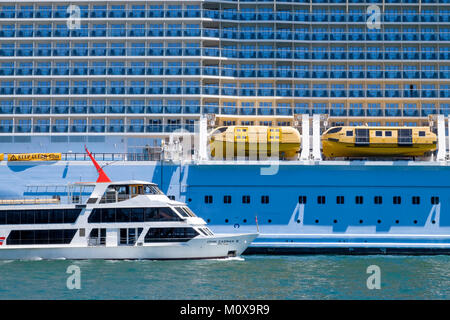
(88, 228, 106, 246)
(393, 196, 402, 204)
(374, 196, 383, 204)
(6, 229, 77, 245)
(174, 207, 196, 218)
(242, 195, 251, 204)
(144, 227, 199, 243)
(346, 131, 353, 137)
(0, 209, 81, 225)
(375, 131, 382, 137)
(336, 196, 344, 204)
(204, 195, 213, 204)
(355, 196, 363, 204)
(168, 195, 175, 200)
(298, 196, 307, 204)
(261, 195, 269, 204)
(419, 131, 425, 137)
(119, 228, 143, 245)
(431, 196, 440, 205)
(317, 196, 326, 204)
(385, 131, 392, 137)
(88, 207, 182, 223)
(223, 195, 232, 204)
(412, 196, 420, 205)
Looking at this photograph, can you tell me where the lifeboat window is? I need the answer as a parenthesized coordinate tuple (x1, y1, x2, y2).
(326, 127, 342, 134)
(375, 131, 382, 137)
(419, 131, 426, 137)
(298, 196, 307, 204)
(242, 195, 251, 204)
(317, 196, 326, 204)
(393, 196, 402, 204)
(385, 131, 392, 137)
(204, 195, 213, 204)
(374, 196, 383, 204)
(224, 195, 232, 204)
(431, 196, 439, 205)
(346, 131, 353, 137)
(412, 196, 420, 205)
(355, 196, 363, 204)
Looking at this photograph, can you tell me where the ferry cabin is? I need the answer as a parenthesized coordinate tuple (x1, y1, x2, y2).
(0, 181, 215, 250)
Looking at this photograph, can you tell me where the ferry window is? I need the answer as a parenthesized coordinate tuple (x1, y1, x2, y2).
(174, 207, 190, 218)
(346, 131, 353, 137)
(393, 196, 402, 204)
(144, 227, 199, 243)
(261, 195, 269, 204)
(131, 208, 144, 222)
(298, 196, 307, 204)
(412, 196, 420, 205)
(242, 195, 251, 204)
(317, 196, 326, 204)
(336, 196, 344, 204)
(7, 229, 77, 245)
(224, 195, 232, 204)
(144, 185, 163, 195)
(419, 131, 425, 137)
(204, 195, 213, 204)
(355, 196, 363, 204)
(0, 209, 81, 225)
(431, 196, 440, 205)
(197, 228, 209, 236)
(375, 131, 382, 137)
(374, 196, 382, 204)
(385, 131, 392, 137)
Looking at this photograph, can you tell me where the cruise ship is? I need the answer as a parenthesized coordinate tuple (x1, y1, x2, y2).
(0, 0, 449, 253)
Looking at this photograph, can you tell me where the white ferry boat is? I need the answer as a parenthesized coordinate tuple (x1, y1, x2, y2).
(0, 148, 257, 260)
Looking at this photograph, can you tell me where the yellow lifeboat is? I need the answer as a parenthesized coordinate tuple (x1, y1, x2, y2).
(209, 126, 301, 159)
(322, 126, 437, 158)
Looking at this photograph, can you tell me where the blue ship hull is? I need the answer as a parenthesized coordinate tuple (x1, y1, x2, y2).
(1, 160, 449, 254)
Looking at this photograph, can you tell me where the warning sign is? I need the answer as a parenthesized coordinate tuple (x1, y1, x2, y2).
(0, 154, 3, 161)
(7, 153, 62, 162)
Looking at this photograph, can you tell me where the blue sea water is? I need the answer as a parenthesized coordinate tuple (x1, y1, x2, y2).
(0, 255, 449, 300)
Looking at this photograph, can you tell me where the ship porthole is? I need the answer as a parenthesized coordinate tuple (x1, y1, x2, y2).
(413, 220, 418, 224)
(243, 219, 247, 223)
(225, 219, 229, 223)
(315, 219, 319, 223)
(377, 220, 381, 224)
(268, 219, 272, 223)
(359, 220, 363, 224)
(234, 223, 240, 229)
(432, 220, 436, 224)
(395, 220, 399, 224)
(333, 219, 338, 224)
(188, 198, 192, 202)
(297, 219, 301, 224)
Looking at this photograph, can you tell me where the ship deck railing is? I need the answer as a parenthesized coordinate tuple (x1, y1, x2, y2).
(0, 198, 61, 205)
